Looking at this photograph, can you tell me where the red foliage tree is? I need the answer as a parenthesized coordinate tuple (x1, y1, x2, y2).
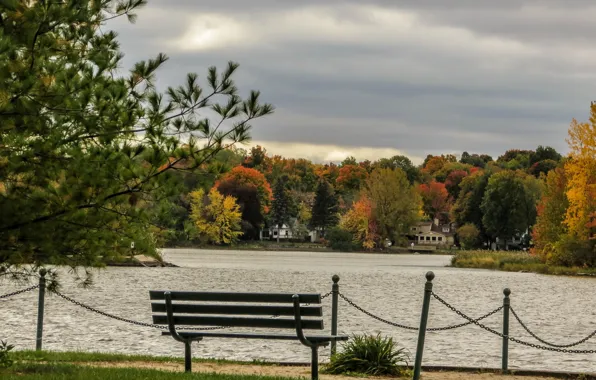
(444, 170, 469, 200)
(214, 166, 273, 239)
(418, 181, 450, 219)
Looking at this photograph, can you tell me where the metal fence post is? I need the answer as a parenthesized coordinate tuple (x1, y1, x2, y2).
(413, 271, 434, 380)
(502, 288, 511, 373)
(331, 274, 340, 356)
(36, 268, 47, 351)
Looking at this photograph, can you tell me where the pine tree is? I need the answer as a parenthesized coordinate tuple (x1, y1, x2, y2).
(310, 180, 339, 236)
(0, 1, 273, 279)
(270, 178, 290, 242)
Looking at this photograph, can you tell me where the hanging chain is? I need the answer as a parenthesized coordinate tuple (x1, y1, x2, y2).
(0, 285, 39, 299)
(432, 292, 596, 354)
(51, 290, 227, 331)
(339, 292, 502, 331)
(510, 307, 596, 348)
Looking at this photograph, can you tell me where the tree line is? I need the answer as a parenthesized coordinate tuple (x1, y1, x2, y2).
(157, 143, 564, 253)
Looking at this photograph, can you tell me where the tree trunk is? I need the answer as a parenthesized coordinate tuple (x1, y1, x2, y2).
(277, 224, 280, 243)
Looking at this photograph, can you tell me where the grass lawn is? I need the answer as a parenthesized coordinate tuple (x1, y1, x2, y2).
(2, 351, 292, 380)
(1, 363, 293, 380)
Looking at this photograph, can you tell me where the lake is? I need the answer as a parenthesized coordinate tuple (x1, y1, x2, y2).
(1, 249, 596, 373)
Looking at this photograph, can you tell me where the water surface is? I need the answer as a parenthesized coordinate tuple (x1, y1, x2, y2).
(1, 249, 594, 373)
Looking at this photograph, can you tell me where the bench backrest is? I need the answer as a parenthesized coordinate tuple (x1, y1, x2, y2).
(150, 291, 324, 330)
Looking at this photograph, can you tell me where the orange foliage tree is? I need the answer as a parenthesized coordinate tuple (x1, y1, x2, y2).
(337, 165, 368, 191)
(340, 195, 379, 249)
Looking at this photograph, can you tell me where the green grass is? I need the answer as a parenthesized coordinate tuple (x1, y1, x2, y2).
(11, 350, 274, 366)
(1, 363, 294, 380)
(451, 250, 596, 276)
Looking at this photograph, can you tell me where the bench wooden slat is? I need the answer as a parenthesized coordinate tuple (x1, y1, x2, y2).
(162, 331, 349, 342)
(151, 303, 323, 317)
(152, 315, 324, 329)
(149, 291, 321, 304)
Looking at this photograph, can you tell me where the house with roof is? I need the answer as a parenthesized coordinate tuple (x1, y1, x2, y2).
(409, 218, 456, 246)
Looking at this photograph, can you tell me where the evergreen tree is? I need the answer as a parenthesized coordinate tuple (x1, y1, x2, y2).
(270, 178, 290, 242)
(310, 180, 339, 236)
(0, 1, 273, 279)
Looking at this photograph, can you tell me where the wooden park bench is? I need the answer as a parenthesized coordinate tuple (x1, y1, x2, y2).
(149, 290, 348, 380)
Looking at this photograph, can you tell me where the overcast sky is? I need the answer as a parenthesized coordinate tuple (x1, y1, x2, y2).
(110, 1, 596, 164)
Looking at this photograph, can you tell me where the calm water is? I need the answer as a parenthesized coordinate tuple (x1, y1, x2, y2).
(1, 249, 596, 373)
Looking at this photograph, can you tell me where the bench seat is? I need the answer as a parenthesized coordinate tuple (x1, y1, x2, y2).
(162, 331, 349, 343)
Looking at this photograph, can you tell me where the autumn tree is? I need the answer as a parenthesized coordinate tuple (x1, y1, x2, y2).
(418, 181, 450, 220)
(310, 180, 339, 235)
(189, 189, 242, 245)
(337, 165, 368, 192)
(531, 167, 569, 262)
(270, 177, 291, 242)
(365, 168, 421, 243)
(0, 1, 272, 278)
(445, 170, 469, 200)
(340, 195, 379, 249)
(215, 166, 273, 239)
(563, 106, 596, 240)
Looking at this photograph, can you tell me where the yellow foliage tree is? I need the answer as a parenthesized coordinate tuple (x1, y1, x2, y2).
(564, 103, 596, 239)
(189, 188, 243, 245)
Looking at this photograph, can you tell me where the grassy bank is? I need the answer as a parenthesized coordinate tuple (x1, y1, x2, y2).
(451, 250, 596, 276)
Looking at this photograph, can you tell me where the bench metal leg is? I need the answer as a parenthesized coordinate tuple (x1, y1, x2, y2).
(184, 341, 192, 372)
(311, 346, 319, 380)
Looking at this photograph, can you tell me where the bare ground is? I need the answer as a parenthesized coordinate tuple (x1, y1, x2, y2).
(78, 360, 564, 380)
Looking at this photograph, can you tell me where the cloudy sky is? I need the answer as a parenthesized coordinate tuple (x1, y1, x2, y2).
(111, 1, 596, 164)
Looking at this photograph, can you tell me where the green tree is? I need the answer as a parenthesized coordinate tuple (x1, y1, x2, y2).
(451, 171, 491, 243)
(270, 178, 291, 242)
(310, 180, 339, 235)
(0, 1, 273, 278)
(365, 168, 421, 243)
(374, 155, 420, 184)
(480, 171, 541, 245)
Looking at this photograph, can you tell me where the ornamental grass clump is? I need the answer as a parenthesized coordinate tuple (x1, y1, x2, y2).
(324, 333, 409, 377)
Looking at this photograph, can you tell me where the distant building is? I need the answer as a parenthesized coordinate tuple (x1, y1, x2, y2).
(410, 218, 456, 246)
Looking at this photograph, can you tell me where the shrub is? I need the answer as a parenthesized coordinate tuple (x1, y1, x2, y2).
(457, 223, 480, 249)
(326, 227, 356, 251)
(324, 333, 409, 376)
(0, 340, 14, 368)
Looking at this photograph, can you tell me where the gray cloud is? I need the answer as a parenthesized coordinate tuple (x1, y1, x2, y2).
(108, 0, 595, 161)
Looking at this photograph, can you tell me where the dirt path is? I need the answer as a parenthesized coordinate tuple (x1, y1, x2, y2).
(80, 360, 564, 380)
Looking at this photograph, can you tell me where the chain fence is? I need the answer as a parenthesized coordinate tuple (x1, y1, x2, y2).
(7, 282, 596, 356)
(431, 291, 596, 354)
(0, 285, 39, 299)
(510, 307, 596, 348)
(339, 292, 503, 331)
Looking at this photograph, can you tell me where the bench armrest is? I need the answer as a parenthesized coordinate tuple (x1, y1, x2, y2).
(292, 294, 316, 348)
(165, 291, 186, 343)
